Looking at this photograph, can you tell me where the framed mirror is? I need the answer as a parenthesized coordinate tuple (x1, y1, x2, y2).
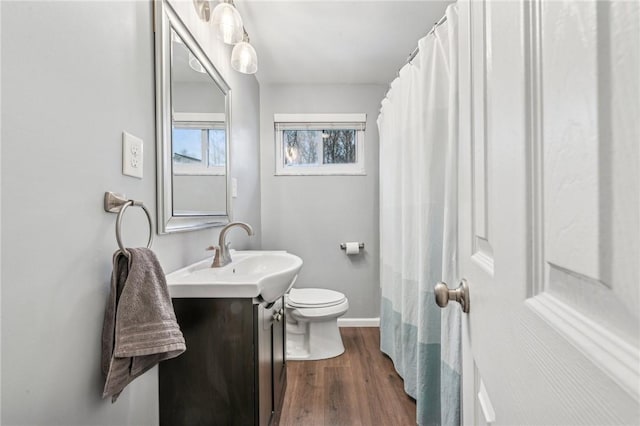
(155, 0, 232, 233)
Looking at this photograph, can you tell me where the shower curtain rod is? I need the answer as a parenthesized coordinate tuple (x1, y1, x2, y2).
(405, 14, 448, 66)
(384, 14, 448, 98)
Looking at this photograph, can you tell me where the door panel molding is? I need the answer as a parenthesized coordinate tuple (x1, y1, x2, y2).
(527, 293, 640, 401)
(470, 0, 495, 273)
(524, 0, 640, 402)
(524, 0, 545, 298)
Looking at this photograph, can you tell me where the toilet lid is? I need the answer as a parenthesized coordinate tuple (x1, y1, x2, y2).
(287, 288, 346, 308)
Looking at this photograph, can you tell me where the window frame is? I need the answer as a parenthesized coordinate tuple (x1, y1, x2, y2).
(274, 113, 367, 176)
(172, 112, 226, 176)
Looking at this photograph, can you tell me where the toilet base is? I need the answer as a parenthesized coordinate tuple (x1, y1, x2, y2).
(286, 317, 345, 361)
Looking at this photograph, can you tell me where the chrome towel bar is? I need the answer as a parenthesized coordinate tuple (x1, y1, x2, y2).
(104, 191, 154, 257)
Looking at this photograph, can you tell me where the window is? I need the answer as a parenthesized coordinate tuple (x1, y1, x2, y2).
(172, 113, 226, 175)
(274, 113, 366, 175)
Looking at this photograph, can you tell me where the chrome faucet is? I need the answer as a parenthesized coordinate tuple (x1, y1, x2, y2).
(208, 221, 254, 267)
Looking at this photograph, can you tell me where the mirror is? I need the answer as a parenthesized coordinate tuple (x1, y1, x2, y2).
(155, 0, 231, 233)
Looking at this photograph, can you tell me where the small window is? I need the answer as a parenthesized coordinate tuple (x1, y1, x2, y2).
(172, 113, 226, 176)
(274, 113, 366, 175)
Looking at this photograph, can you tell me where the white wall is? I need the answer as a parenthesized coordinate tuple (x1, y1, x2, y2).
(173, 175, 227, 213)
(1, 1, 260, 424)
(173, 82, 226, 113)
(260, 84, 386, 319)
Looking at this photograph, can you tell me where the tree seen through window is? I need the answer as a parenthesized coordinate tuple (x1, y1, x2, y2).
(283, 129, 356, 166)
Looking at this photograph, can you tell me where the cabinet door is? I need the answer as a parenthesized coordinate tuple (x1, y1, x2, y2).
(257, 301, 275, 426)
(159, 298, 255, 426)
(272, 297, 287, 423)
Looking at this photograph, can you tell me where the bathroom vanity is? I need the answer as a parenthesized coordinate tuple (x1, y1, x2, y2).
(159, 250, 301, 425)
(159, 296, 286, 426)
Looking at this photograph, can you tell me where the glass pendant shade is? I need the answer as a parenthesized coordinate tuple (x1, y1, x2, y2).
(170, 29, 182, 44)
(188, 52, 207, 74)
(211, 2, 244, 45)
(231, 40, 258, 74)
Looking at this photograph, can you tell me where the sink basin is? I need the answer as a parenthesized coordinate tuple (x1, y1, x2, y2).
(166, 250, 303, 303)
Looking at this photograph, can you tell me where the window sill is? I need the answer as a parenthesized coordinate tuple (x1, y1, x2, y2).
(274, 171, 367, 176)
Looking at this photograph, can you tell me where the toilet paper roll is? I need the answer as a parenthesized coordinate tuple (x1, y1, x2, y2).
(345, 242, 360, 255)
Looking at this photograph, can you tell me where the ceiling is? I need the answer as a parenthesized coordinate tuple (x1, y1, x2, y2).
(235, 0, 453, 85)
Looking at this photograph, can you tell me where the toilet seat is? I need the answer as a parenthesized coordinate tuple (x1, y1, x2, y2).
(285, 287, 349, 360)
(287, 288, 346, 308)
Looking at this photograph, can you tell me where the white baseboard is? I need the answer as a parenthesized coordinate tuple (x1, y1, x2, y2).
(338, 317, 380, 327)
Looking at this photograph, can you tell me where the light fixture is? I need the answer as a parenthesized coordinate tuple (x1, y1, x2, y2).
(193, 0, 212, 21)
(211, 0, 244, 45)
(188, 52, 207, 74)
(171, 29, 183, 44)
(231, 30, 258, 74)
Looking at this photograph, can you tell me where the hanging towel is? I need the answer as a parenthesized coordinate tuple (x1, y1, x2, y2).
(101, 247, 186, 402)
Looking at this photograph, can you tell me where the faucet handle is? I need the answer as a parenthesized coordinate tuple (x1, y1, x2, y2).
(206, 245, 218, 252)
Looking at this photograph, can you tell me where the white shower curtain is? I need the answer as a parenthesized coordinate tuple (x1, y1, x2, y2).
(378, 5, 460, 426)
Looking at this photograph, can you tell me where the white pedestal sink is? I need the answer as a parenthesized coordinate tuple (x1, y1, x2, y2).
(166, 250, 303, 303)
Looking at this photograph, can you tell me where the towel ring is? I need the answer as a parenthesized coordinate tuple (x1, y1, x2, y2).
(104, 192, 154, 257)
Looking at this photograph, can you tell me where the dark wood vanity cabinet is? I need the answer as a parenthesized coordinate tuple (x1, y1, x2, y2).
(159, 297, 287, 426)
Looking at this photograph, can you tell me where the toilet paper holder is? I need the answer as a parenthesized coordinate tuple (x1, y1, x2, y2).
(340, 242, 365, 250)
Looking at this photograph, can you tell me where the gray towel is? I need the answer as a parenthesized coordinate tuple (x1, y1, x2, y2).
(102, 247, 186, 402)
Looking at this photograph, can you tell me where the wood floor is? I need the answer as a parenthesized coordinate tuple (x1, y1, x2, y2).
(279, 327, 417, 426)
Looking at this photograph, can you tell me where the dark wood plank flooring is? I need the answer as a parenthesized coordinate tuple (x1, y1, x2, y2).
(280, 327, 417, 426)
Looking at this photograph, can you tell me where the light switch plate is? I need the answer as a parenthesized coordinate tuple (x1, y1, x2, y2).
(231, 177, 238, 198)
(122, 131, 143, 179)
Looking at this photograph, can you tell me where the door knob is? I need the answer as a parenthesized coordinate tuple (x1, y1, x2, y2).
(434, 279, 470, 313)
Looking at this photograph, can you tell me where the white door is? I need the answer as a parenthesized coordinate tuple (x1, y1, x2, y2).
(455, 0, 640, 424)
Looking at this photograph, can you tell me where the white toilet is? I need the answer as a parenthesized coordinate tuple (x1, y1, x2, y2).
(285, 288, 349, 361)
